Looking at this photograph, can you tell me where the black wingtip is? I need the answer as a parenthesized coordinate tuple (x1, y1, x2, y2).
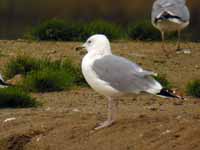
(155, 11, 183, 24)
(157, 88, 184, 99)
(0, 79, 13, 87)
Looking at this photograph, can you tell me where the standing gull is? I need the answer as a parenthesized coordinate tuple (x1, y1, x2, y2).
(80, 34, 181, 130)
(151, 0, 190, 53)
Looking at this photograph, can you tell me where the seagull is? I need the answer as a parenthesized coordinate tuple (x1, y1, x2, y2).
(79, 34, 182, 130)
(151, 0, 190, 54)
(0, 73, 10, 88)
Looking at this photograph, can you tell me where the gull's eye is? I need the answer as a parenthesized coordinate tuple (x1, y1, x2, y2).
(88, 40, 92, 44)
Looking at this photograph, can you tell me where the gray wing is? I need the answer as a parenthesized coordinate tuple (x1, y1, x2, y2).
(152, 0, 190, 22)
(92, 55, 161, 93)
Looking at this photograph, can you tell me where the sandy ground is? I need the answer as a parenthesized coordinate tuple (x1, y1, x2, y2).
(0, 40, 200, 150)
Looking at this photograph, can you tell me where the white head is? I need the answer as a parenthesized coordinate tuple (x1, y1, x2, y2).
(82, 34, 112, 55)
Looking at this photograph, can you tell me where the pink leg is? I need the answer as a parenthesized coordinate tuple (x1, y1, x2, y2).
(161, 31, 169, 57)
(176, 30, 181, 51)
(95, 97, 117, 130)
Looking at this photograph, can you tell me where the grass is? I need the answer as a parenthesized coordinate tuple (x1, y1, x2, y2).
(127, 20, 178, 41)
(61, 59, 87, 86)
(80, 20, 125, 41)
(186, 79, 200, 98)
(0, 87, 39, 108)
(23, 68, 75, 92)
(4, 55, 41, 79)
(4, 55, 87, 92)
(127, 20, 161, 41)
(25, 19, 183, 42)
(25, 19, 126, 41)
(1, 55, 85, 106)
(26, 19, 82, 41)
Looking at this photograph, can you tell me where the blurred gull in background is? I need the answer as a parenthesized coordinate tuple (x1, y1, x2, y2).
(151, 0, 190, 54)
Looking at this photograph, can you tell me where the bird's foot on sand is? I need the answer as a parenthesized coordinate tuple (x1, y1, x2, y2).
(94, 120, 114, 130)
(176, 48, 191, 54)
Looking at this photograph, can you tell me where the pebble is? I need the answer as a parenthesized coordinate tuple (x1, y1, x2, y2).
(176, 49, 191, 54)
(72, 108, 81, 112)
(161, 129, 171, 135)
(3, 117, 16, 123)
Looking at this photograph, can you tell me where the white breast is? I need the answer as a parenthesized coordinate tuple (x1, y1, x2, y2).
(81, 54, 120, 97)
(154, 20, 189, 32)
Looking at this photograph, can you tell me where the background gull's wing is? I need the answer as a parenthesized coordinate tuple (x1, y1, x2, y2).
(152, 0, 190, 23)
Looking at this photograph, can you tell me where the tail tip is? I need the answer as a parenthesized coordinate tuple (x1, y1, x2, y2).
(157, 88, 184, 99)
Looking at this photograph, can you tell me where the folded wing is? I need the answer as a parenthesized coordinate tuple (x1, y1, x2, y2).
(92, 55, 162, 94)
(152, 0, 190, 23)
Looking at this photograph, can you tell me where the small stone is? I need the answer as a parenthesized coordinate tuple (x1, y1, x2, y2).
(195, 65, 199, 69)
(176, 116, 182, 120)
(45, 107, 51, 111)
(72, 108, 80, 112)
(36, 137, 40, 142)
(148, 106, 158, 111)
(161, 129, 171, 135)
(176, 49, 191, 54)
(183, 49, 191, 54)
(47, 50, 57, 54)
(3, 117, 16, 123)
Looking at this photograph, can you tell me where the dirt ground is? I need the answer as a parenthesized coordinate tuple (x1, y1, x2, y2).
(0, 40, 200, 150)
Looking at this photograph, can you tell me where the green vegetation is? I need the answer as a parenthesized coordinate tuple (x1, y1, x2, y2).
(61, 59, 87, 86)
(0, 87, 39, 108)
(1, 55, 86, 107)
(26, 19, 125, 41)
(23, 68, 75, 92)
(154, 74, 172, 89)
(27, 19, 82, 41)
(186, 79, 200, 98)
(4, 55, 87, 92)
(4, 55, 41, 79)
(127, 20, 161, 41)
(25, 19, 180, 41)
(80, 20, 125, 41)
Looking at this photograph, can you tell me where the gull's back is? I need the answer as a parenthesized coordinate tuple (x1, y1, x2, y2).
(92, 55, 162, 94)
(152, 0, 190, 24)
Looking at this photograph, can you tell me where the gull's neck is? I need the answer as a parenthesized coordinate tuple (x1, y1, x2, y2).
(87, 48, 112, 58)
(83, 50, 111, 67)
